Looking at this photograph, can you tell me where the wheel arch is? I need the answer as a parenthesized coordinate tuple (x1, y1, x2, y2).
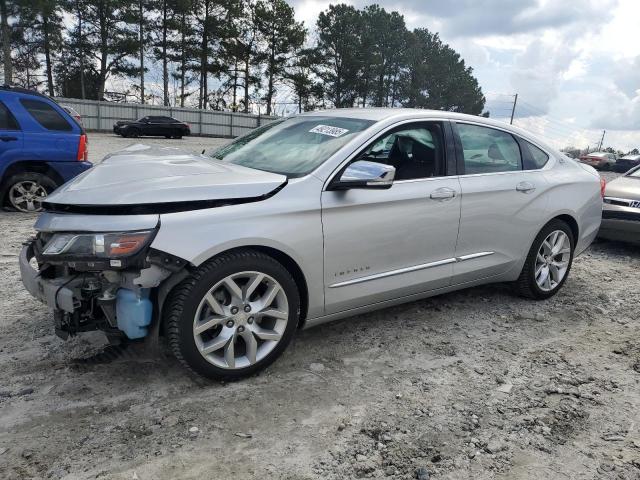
(553, 213, 579, 243)
(0, 161, 64, 206)
(170, 245, 310, 327)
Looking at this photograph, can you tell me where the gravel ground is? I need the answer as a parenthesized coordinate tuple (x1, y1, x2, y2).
(0, 162, 638, 480)
(86, 132, 228, 161)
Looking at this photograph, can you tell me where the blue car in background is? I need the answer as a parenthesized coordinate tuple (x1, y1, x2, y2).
(0, 86, 91, 212)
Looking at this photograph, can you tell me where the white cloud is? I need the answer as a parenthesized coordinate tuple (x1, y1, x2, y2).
(289, 0, 640, 150)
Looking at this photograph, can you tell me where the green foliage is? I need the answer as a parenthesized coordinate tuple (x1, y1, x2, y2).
(254, 0, 305, 115)
(315, 4, 363, 108)
(5, 0, 485, 116)
(401, 29, 485, 114)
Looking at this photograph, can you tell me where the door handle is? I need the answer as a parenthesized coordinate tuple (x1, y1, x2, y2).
(516, 181, 536, 193)
(430, 187, 457, 201)
(0, 136, 17, 142)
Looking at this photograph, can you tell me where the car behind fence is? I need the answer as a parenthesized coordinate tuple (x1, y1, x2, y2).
(58, 97, 278, 138)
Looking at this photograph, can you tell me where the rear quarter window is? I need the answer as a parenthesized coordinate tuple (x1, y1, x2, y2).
(523, 141, 550, 169)
(0, 101, 19, 130)
(20, 99, 72, 132)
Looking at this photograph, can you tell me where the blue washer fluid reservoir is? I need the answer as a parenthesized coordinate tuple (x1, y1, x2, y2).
(116, 288, 153, 339)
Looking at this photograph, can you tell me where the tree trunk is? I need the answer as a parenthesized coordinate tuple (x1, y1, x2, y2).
(0, 0, 11, 84)
(265, 38, 275, 115)
(77, 3, 85, 99)
(95, 0, 109, 99)
(179, 12, 185, 107)
(232, 56, 238, 111)
(243, 56, 249, 113)
(42, 14, 54, 96)
(162, 0, 169, 106)
(139, 0, 145, 103)
(199, 2, 209, 109)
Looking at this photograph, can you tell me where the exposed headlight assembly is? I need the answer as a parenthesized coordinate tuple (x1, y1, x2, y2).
(42, 230, 155, 262)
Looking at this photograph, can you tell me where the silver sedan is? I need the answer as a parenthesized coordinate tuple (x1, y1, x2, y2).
(20, 109, 603, 379)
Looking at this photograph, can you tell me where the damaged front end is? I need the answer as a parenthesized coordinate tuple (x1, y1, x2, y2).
(20, 224, 187, 343)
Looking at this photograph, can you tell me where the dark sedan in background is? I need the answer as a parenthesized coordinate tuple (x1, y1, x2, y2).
(614, 154, 640, 173)
(113, 115, 191, 139)
(600, 165, 640, 245)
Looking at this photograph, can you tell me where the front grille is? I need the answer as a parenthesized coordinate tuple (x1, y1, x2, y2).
(603, 197, 640, 209)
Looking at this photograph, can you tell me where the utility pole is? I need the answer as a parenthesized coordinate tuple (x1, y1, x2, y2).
(509, 93, 518, 125)
(597, 130, 606, 151)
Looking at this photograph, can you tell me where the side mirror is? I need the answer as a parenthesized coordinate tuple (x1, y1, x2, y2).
(331, 160, 395, 190)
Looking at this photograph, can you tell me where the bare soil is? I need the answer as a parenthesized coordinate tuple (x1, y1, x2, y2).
(1, 169, 639, 480)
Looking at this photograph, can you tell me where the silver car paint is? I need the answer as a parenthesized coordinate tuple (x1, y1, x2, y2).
(46, 144, 287, 206)
(35, 212, 160, 232)
(32, 109, 602, 328)
(599, 168, 640, 244)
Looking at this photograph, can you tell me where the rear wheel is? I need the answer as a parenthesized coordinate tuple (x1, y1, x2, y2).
(514, 220, 575, 299)
(165, 249, 300, 380)
(4, 173, 57, 212)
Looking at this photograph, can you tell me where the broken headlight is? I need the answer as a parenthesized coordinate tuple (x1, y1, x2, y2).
(42, 230, 155, 259)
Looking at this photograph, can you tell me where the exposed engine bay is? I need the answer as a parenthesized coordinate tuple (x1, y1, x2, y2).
(21, 231, 188, 342)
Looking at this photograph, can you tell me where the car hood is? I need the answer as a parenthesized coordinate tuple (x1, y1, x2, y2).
(45, 144, 287, 208)
(605, 175, 640, 200)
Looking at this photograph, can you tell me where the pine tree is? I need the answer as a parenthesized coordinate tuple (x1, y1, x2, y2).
(254, 0, 304, 115)
(315, 4, 363, 108)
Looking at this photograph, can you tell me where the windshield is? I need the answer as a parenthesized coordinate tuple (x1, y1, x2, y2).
(209, 116, 375, 177)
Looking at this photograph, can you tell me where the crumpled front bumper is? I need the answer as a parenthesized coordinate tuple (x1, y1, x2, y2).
(19, 243, 78, 313)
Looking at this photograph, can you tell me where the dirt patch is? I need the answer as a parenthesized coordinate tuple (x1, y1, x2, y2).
(1, 196, 640, 479)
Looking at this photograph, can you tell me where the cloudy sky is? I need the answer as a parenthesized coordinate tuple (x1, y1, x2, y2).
(290, 0, 640, 151)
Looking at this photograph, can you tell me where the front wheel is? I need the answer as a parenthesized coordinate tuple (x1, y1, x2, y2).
(514, 220, 575, 299)
(165, 250, 300, 380)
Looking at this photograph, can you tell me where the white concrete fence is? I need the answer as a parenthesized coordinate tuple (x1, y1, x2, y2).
(58, 97, 278, 138)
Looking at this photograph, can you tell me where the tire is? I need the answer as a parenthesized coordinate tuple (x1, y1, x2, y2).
(126, 128, 140, 138)
(165, 249, 300, 380)
(514, 219, 575, 300)
(3, 172, 57, 213)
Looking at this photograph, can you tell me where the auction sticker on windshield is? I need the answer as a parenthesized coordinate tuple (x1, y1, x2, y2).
(309, 125, 350, 137)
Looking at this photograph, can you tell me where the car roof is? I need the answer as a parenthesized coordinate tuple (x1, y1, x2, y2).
(0, 84, 51, 99)
(298, 107, 558, 154)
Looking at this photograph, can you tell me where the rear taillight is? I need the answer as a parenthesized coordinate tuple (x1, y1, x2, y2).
(77, 134, 88, 162)
(600, 177, 606, 198)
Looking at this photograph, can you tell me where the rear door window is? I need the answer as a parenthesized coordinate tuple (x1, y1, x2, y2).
(0, 101, 19, 130)
(20, 99, 72, 131)
(457, 123, 522, 174)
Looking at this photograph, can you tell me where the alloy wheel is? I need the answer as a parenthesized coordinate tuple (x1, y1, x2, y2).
(535, 230, 571, 292)
(9, 180, 48, 212)
(193, 271, 289, 369)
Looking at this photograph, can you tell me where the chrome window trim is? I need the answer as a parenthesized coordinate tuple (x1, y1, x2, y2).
(329, 252, 494, 288)
(457, 168, 547, 179)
